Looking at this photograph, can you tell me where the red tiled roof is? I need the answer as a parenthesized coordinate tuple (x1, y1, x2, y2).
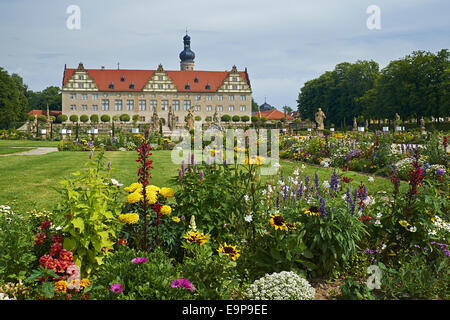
(254, 110, 294, 120)
(28, 110, 62, 116)
(63, 68, 249, 92)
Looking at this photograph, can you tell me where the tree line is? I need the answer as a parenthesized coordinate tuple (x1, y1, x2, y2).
(0, 67, 61, 129)
(297, 49, 450, 128)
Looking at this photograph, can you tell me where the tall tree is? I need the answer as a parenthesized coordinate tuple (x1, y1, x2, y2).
(0, 68, 28, 129)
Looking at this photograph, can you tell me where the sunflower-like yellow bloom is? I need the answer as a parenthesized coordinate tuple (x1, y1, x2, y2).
(399, 220, 410, 228)
(184, 230, 210, 246)
(160, 187, 175, 198)
(118, 213, 140, 224)
(303, 206, 320, 216)
(270, 214, 287, 230)
(160, 205, 172, 216)
(217, 242, 241, 260)
(245, 155, 265, 165)
(124, 182, 143, 193)
(172, 216, 181, 223)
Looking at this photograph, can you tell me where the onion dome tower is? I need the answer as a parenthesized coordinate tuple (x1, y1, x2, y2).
(179, 32, 195, 70)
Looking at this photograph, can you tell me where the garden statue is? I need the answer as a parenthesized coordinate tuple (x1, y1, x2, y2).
(365, 119, 369, 131)
(152, 109, 160, 132)
(213, 106, 220, 123)
(168, 105, 176, 131)
(185, 107, 195, 131)
(420, 116, 426, 134)
(314, 108, 326, 131)
(353, 117, 357, 131)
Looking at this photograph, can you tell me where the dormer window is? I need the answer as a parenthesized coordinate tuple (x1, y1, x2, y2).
(120, 75, 125, 82)
(109, 82, 114, 89)
(129, 82, 135, 89)
(205, 83, 211, 90)
(185, 82, 190, 90)
(194, 77, 199, 83)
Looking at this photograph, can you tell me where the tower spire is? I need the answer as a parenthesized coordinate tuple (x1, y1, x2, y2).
(179, 32, 195, 71)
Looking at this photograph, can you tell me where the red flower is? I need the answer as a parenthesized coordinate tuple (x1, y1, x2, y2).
(50, 242, 63, 257)
(51, 234, 63, 243)
(34, 232, 46, 245)
(40, 219, 51, 229)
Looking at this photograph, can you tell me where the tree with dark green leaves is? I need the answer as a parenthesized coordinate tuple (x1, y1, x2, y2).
(25, 86, 61, 111)
(0, 68, 28, 129)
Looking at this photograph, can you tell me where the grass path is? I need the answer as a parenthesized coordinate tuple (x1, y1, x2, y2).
(0, 150, 406, 214)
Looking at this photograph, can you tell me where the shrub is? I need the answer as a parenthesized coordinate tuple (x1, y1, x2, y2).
(241, 115, 250, 122)
(232, 115, 240, 123)
(101, 114, 110, 123)
(120, 114, 130, 123)
(90, 114, 99, 124)
(245, 271, 315, 300)
(57, 114, 68, 123)
(221, 115, 231, 122)
(80, 115, 89, 123)
(69, 115, 78, 123)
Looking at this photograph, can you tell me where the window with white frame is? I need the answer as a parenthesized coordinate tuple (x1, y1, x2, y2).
(82, 105, 87, 111)
(195, 105, 201, 111)
(150, 100, 157, 111)
(240, 105, 246, 111)
(115, 100, 122, 111)
(184, 100, 191, 111)
(92, 105, 98, 111)
(139, 100, 146, 111)
(206, 95, 212, 101)
(229, 105, 234, 111)
(92, 94, 98, 100)
(217, 105, 223, 111)
(229, 95, 234, 101)
(196, 95, 201, 101)
(127, 100, 134, 111)
(82, 94, 87, 100)
(71, 93, 76, 99)
(206, 105, 212, 111)
(102, 100, 109, 111)
(173, 100, 180, 111)
(240, 95, 246, 101)
(218, 95, 223, 101)
(70, 105, 76, 111)
(161, 100, 169, 111)
(78, 83, 83, 89)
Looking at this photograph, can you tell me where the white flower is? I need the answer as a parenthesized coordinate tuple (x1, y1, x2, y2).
(409, 226, 417, 233)
(244, 194, 250, 201)
(375, 220, 381, 225)
(322, 181, 330, 189)
(293, 169, 300, 176)
(376, 212, 383, 219)
(273, 162, 280, 168)
(381, 244, 387, 250)
(244, 214, 253, 222)
(368, 177, 374, 182)
(301, 164, 306, 169)
(111, 178, 123, 186)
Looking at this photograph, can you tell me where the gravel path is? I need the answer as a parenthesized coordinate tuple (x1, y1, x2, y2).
(0, 147, 58, 157)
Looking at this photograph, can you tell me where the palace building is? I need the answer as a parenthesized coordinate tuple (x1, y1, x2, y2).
(61, 33, 252, 129)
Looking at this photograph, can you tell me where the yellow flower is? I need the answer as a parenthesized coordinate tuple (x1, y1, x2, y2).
(270, 214, 287, 230)
(184, 230, 210, 246)
(127, 191, 143, 204)
(55, 280, 67, 293)
(146, 185, 160, 194)
(118, 213, 140, 224)
(124, 182, 143, 193)
(217, 242, 241, 260)
(399, 220, 410, 228)
(160, 187, 175, 198)
(80, 278, 91, 289)
(303, 206, 320, 216)
(172, 216, 181, 223)
(146, 191, 158, 205)
(245, 155, 265, 165)
(160, 205, 172, 216)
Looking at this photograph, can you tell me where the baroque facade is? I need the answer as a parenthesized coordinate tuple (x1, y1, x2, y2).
(61, 33, 252, 129)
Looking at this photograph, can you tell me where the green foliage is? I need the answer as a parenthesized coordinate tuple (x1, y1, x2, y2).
(120, 114, 130, 122)
(55, 151, 123, 277)
(69, 114, 78, 123)
(57, 114, 68, 123)
(338, 276, 375, 300)
(232, 115, 240, 122)
(0, 208, 36, 282)
(0, 68, 28, 129)
(181, 236, 241, 299)
(90, 114, 99, 124)
(100, 114, 110, 123)
(26, 266, 59, 299)
(90, 246, 182, 300)
(79, 114, 89, 123)
(221, 114, 231, 122)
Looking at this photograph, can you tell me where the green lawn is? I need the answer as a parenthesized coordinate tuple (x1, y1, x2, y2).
(0, 150, 407, 214)
(0, 146, 34, 155)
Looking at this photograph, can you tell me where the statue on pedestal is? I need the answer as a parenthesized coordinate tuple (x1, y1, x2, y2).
(152, 109, 160, 132)
(353, 117, 357, 131)
(315, 108, 326, 131)
(185, 107, 195, 131)
(168, 105, 176, 131)
(213, 106, 220, 124)
(420, 116, 426, 134)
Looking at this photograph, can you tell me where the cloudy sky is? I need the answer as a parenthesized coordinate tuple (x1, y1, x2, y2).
(1, 0, 449, 109)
